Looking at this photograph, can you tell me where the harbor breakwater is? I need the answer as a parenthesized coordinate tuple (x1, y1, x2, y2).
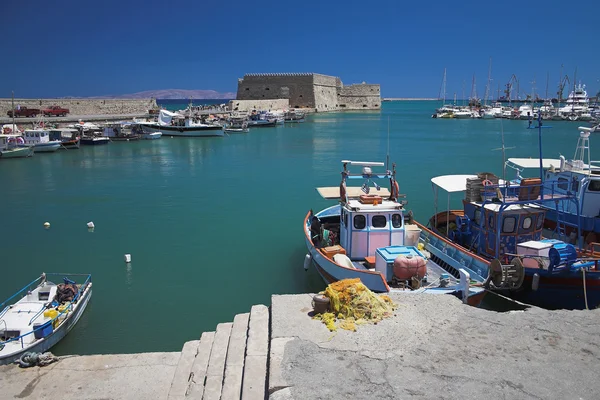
(0, 98, 157, 116)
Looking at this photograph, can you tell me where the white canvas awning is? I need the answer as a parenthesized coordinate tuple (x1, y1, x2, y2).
(316, 186, 391, 199)
(430, 175, 478, 193)
(507, 158, 562, 169)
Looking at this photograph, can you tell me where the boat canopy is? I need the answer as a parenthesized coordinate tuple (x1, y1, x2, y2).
(158, 109, 184, 126)
(317, 186, 391, 199)
(430, 175, 478, 193)
(507, 158, 563, 169)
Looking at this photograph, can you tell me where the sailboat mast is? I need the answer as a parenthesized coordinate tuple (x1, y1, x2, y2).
(11, 91, 15, 129)
(438, 68, 447, 104)
(484, 57, 492, 106)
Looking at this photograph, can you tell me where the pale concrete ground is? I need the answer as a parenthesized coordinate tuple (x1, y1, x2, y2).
(0, 352, 179, 400)
(269, 293, 600, 400)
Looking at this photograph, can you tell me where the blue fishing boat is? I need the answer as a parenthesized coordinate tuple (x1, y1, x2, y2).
(506, 126, 600, 243)
(0, 273, 92, 365)
(427, 171, 600, 309)
(303, 160, 521, 305)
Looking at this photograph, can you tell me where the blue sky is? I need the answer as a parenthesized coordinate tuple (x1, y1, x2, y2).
(2, 0, 599, 98)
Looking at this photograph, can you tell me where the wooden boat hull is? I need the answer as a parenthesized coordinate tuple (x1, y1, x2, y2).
(247, 120, 277, 127)
(508, 269, 600, 310)
(0, 147, 33, 158)
(32, 143, 61, 152)
(141, 124, 224, 137)
(141, 132, 162, 140)
(427, 211, 600, 309)
(60, 139, 80, 149)
(81, 137, 110, 145)
(305, 208, 488, 304)
(0, 284, 92, 365)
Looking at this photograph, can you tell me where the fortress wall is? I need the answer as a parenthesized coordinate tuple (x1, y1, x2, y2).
(338, 84, 381, 110)
(313, 74, 340, 112)
(0, 98, 157, 116)
(235, 73, 381, 112)
(228, 99, 290, 112)
(236, 73, 315, 109)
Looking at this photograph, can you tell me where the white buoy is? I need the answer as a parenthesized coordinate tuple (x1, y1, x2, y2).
(87, 221, 95, 229)
(532, 273, 540, 291)
(303, 254, 312, 271)
(124, 254, 132, 263)
(43, 222, 50, 228)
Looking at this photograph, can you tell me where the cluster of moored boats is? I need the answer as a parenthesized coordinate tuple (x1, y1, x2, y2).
(0, 107, 307, 158)
(433, 83, 600, 122)
(305, 124, 600, 311)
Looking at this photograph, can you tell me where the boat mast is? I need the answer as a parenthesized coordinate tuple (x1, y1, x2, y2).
(438, 68, 447, 104)
(484, 57, 492, 106)
(11, 91, 15, 130)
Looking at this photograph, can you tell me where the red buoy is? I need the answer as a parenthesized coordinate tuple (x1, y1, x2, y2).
(393, 255, 426, 280)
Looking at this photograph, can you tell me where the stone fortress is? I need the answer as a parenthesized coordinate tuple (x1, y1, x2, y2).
(231, 73, 381, 112)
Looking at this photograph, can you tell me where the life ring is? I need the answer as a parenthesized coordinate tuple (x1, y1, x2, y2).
(482, 179, 493, 187)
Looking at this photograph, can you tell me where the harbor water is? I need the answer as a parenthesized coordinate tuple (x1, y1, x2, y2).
(0, 101, 589, 355)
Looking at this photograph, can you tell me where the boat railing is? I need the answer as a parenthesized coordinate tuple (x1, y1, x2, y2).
(27, 305, 47, 326)
(0, 275, 45, 310)
(0, 306, 10, 320)
(0, 274, 92, 349)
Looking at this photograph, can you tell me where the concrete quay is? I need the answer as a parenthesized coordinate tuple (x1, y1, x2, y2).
(1, 294, 599, 399)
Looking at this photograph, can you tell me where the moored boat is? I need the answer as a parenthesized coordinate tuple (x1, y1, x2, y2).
(0, 273, 92, 365)
(49, 128, 80, 149)
(80, 135, 110, 145)
(137, 110, 223, 137)
(427, 172, 600, 309)
(21, 129, 61, 152)
(304, 160, 502, 305)
(0, 134, 33, 158)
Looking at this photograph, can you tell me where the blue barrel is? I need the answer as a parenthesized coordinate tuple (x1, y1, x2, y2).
(548, 243, 577, 270)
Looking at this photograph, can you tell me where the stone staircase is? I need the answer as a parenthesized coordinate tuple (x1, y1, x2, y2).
(167, 305, 269, 400)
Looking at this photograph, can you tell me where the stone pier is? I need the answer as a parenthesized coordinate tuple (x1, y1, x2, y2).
(1, 294, 599, 399)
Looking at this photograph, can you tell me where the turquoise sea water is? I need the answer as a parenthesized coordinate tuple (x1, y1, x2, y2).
(0, 101, 591, 355)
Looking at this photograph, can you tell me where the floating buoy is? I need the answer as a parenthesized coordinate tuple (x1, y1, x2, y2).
(124, 254, 131, 263)
(303, 254, 312, 271)
(532, 273, 540, 291)
(87, 222, 95, 229)
(43, 222, 50, 228)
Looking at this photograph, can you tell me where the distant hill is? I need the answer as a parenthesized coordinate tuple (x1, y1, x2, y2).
(91, 89, 236, 100)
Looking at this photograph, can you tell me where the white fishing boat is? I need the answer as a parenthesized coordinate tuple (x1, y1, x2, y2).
(0, 273, 92, 365)
(21, 129, 61, 152)
(138, 110, 224, 137)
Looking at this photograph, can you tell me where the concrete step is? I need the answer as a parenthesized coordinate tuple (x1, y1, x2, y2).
(168, 340, 201, 400)
(242, 305, 269, 400)
(186, 331, 216, 399)
(221, 313, 250, 400)
(203, 322, 234, 400)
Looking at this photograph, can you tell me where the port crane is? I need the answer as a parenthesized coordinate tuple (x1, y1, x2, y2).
(504, 74, 518, 103)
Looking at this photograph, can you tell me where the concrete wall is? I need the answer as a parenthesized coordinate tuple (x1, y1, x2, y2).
(236, 73, 315, 109)
(236, 73, 381, 112)
(0, 98, 157, 116)
(227, 99, 290, 112)
(338, 83, 381, 110)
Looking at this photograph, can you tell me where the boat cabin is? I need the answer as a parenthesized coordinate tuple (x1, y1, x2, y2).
(23, 129, 51, 145)
(315, 161, 413, 261)
(430, 174, 548, 260)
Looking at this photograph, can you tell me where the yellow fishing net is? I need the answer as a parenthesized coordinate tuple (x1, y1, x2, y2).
(313, 278, 397, 332)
